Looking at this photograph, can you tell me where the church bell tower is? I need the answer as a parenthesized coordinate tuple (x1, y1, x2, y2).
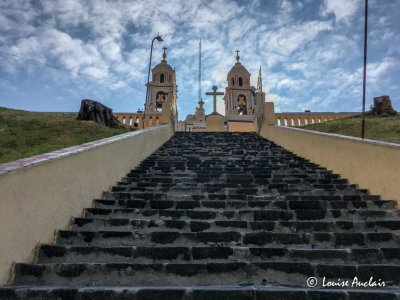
(145, 48, 177, 112)
(224, 50, 255, 116)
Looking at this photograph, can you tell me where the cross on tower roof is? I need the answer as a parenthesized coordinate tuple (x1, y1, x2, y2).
(235, 49, 240, 63)
(162, 47, 167, 62)
(205, 85, 224, 114)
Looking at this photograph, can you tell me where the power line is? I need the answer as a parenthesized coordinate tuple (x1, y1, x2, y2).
(0, 49, 145, 93)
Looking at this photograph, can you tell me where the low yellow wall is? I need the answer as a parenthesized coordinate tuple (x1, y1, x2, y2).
(260, 125, 400, 202)
(228, 123, 253, 132)
(206, 114, 225, 132)
(0, 124, 174, 284)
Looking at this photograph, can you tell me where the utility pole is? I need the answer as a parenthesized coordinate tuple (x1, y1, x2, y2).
(199, 38, 202, 102)
(361, 0, 368, 138)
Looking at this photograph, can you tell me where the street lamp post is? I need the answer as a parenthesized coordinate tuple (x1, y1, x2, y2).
(361, 0, 368, 138)
(143, 33, 163, 129)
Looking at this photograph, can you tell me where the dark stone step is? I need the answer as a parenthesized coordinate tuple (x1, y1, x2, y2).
(70, 218, 400, 233)
(93, 199, 396, 210)
(36, 244, 400, 264)
(4, 286, 396, 300)
(56, 230, 399, 247)
(11, 262, 400, 287)
(102, 190, 380, 201)
(84, 207, 399, 221)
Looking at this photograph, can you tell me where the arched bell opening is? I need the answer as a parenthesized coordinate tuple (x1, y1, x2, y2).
(237, 94, 247, 115)
(156, 92, 165, 112)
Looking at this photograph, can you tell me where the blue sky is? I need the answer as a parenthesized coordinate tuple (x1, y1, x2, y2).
(0, 0, 399, 120)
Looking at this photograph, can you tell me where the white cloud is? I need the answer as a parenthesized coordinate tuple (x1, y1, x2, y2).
(259, 20, 333, 59)
(321, 0, 362, 23)
(0, 0, 398, 117)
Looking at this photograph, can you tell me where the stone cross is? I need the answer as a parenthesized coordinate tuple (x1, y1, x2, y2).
(206, 85, 224, 114)
(235, 49, 240, 62)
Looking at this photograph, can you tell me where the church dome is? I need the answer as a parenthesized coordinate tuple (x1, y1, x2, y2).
(227, 51, 250, 81)
(153, 48, 174, 72)
(226, 51, 251, 87)
(227, 62, 250, 77)
(153, 61, 173, 72)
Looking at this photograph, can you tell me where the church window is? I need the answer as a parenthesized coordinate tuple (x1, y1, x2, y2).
(239, 77, 243, 86)
(231, 77, 234, 85)
(160, 73, 165, 83)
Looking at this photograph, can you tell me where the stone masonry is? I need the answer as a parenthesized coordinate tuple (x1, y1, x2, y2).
(1, 132, 400, 299)
(372, 96, 397, 115)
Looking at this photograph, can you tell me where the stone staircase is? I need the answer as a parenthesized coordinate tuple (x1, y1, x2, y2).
(1, 132, 400, 299)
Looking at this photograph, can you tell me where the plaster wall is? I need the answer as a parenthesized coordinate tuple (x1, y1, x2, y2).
(228, 123, 253, 132)
(259, 125, 400, 203)
(206, 115, 225, 132)
(114, 113, 162, 129)
(276, 114, 353, 127)
(0, 124, 174, 284)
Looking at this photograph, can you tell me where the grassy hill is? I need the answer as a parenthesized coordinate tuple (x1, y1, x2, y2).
(298, 114, 400, 144)
(0, 107, 133, 164)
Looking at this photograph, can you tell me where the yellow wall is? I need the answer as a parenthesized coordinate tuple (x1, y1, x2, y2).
(0, 124, 174, 284)
(228, 123, 253, 132)
(114, 113, 161, 129)
(206, 114, 225, 132)
(259, 125, 400, 203)
(276, 114, 350, 127)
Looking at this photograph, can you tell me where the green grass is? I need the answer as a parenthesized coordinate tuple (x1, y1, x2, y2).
(298, 114, 400, 144)
(0, 107, 133, 164)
